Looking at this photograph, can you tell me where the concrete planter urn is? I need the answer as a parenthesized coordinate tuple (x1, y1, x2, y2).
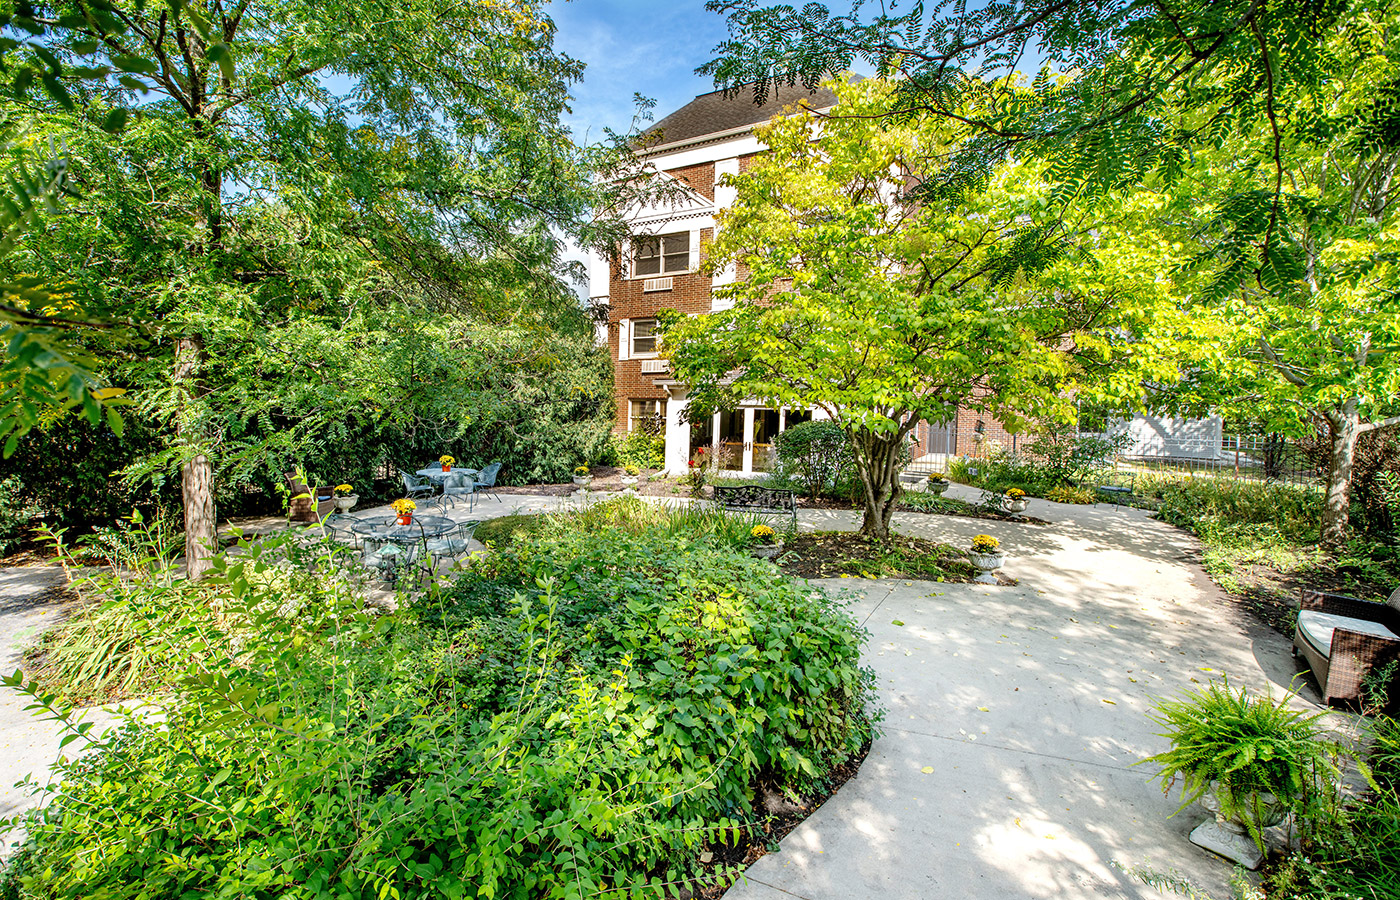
(572, 475, 593, 489)
(1001, 496, 1029, 514)
(334, 494, 359, 512)
(620, 475, 639, 489)
(968, 550, 1004, 584)
(927, 479, 950, 495)
(1192, 788, 1288, 869)
(751, 542, 784, 560)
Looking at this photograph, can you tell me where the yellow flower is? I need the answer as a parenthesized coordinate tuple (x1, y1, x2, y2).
(971, 534, 1000, 553)
(334, 484, 353, 496)
(439, 454, 455, 466)
(391, 498, 417, 514)
(574, 465, 590, 476)
(751, 524, 775, 540)
(1005, 488, 1026, 499)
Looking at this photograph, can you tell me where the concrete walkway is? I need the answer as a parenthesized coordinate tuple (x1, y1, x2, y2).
(724, 484, 1322, 900)
(0, 566, 119, 846)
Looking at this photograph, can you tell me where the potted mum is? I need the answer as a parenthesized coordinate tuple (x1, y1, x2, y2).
(927, 476, 950, 495)
(1002, 488, 1029, 514)
(333, 483, 358, 512)
(1142, 680, 1343, 869)
(391, 498, 416, 525)
(573, 466, 593, 488)
(968, 534, 1004, 583)
(620, 465, 640, 489)
(749, 523, 784, 560)
(439, 454, 455, 473)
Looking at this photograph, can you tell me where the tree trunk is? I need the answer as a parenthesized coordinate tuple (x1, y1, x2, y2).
(176, 336, 216, 579)
(854, 427, 905, 541)
(1321, 404, 1361, 548)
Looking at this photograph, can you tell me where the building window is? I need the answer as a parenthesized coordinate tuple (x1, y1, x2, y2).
(630, 399, 666, 434)
(633, 232, 689, 276)
(631, 318, 658, 356)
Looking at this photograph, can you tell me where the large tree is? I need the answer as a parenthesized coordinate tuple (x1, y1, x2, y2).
(660, 78, 1183, 539)
(3, 0, 624, 576)
(1155, 12, 1400, 545)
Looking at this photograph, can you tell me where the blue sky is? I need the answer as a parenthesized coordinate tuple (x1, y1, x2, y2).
(549, 0, 735, 141)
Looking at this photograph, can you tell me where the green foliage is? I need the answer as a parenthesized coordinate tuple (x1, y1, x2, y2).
(1142, 680, 1343, 849)
(773, 421, 852, 500)
(1, 502, 877, 899)
(0, 476, 38, 555)
(610, 426, 666, 471)
(474, 513, 547, 548)
(1045, 484, 1097, 505)
(1023, 425, 1127, 488)
(1138, 475, 1323, 547)
(1263, 784, 1400, 900)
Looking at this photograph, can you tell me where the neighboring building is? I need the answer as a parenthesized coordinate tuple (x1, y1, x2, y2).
(589, 86, 1221, 474)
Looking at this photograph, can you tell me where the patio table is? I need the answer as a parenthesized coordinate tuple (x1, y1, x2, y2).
(415, 466, 479, 483)
(349, 514, 456, 585)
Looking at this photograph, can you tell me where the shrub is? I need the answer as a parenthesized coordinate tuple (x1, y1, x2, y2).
(1023, 423, 1126, 487)
(1137, 475, 1322, 547)
(1045, 484, 1096, 504)
(3, 504, 876, 899)
(774, 421, 852, 499)
(0, 477, 39, 556)
(610, 427, 666, 470)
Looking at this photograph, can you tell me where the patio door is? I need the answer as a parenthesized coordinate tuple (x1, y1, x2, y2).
(718, 410, 745, 471)
(752, 409, 780, 472)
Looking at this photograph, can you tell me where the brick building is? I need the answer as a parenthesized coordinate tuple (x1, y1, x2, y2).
(589, 85, 1191, 475)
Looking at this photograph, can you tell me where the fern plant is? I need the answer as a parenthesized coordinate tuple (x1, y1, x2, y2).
(1142, 680, 1344, 849)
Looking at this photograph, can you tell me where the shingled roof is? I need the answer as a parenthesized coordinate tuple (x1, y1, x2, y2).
(642, 81, 843, 149)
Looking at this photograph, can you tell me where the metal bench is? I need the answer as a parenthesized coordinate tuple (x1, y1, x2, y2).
(1092, 469, 1136, 507)
(713, 485, 798, 530)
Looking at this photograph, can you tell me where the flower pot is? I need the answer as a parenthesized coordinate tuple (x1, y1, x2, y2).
(928, 480, 950, 495)
(1191, 787, 1288, 870)
(1002, 497, 1029, 513)
(620, 475, 639, 487)
(396, 513, 413, 526)
(751, 542, 784, 560)
(968, 550, 1004, 584)
(442, 464, 451, 472)
(335, 494, 358, 512)
(573, 475, 593, 488)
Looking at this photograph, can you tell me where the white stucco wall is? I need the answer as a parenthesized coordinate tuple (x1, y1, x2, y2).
(1110, 414, 1224, 460)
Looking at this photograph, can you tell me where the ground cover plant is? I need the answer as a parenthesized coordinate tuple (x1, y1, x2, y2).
(1, 501, 877, 899)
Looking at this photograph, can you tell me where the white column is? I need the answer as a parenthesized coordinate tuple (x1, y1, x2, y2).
(742, 408, 755, 473)
(664, 391, 691, 476)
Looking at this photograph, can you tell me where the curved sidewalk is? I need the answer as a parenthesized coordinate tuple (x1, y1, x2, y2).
(724, 486, 1319, 900)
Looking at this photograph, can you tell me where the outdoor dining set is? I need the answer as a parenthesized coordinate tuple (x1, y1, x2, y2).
(310, 459, 504, 587)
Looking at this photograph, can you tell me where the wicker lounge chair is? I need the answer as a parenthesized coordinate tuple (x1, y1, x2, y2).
(1293, 586, 1400, 708)
(286, 472, 337, 523)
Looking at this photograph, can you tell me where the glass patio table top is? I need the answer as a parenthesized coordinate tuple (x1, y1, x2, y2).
(349, 514, 456, 543)
(415, 466, 479, 482)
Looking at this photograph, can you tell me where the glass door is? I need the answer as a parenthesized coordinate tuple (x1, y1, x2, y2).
(718, 410, 745, 471)
(752, 409, 780, 472)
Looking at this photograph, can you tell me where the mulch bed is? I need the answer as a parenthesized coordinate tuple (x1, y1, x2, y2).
(690, 739, 872, 899)
(775, 531, 1007, 583)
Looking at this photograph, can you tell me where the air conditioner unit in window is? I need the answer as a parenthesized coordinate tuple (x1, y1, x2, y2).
(642, 276, 673, 292)
(639, 359, 669, 374)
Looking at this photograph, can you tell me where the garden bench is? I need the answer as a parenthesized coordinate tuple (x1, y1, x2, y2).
(713, 485, 798, 530)
(1293, 586, 1400, 710)
(1091, 469, 1136, 507)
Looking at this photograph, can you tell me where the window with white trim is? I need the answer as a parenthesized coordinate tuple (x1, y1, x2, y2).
(630, 318, 659, 356)
(633, 232, 690, 276)
(629, 399, 666, 433)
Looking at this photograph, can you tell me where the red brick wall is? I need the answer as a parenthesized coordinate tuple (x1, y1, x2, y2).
(608, 226, 715, 432)
(667, 162, 715, 202)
